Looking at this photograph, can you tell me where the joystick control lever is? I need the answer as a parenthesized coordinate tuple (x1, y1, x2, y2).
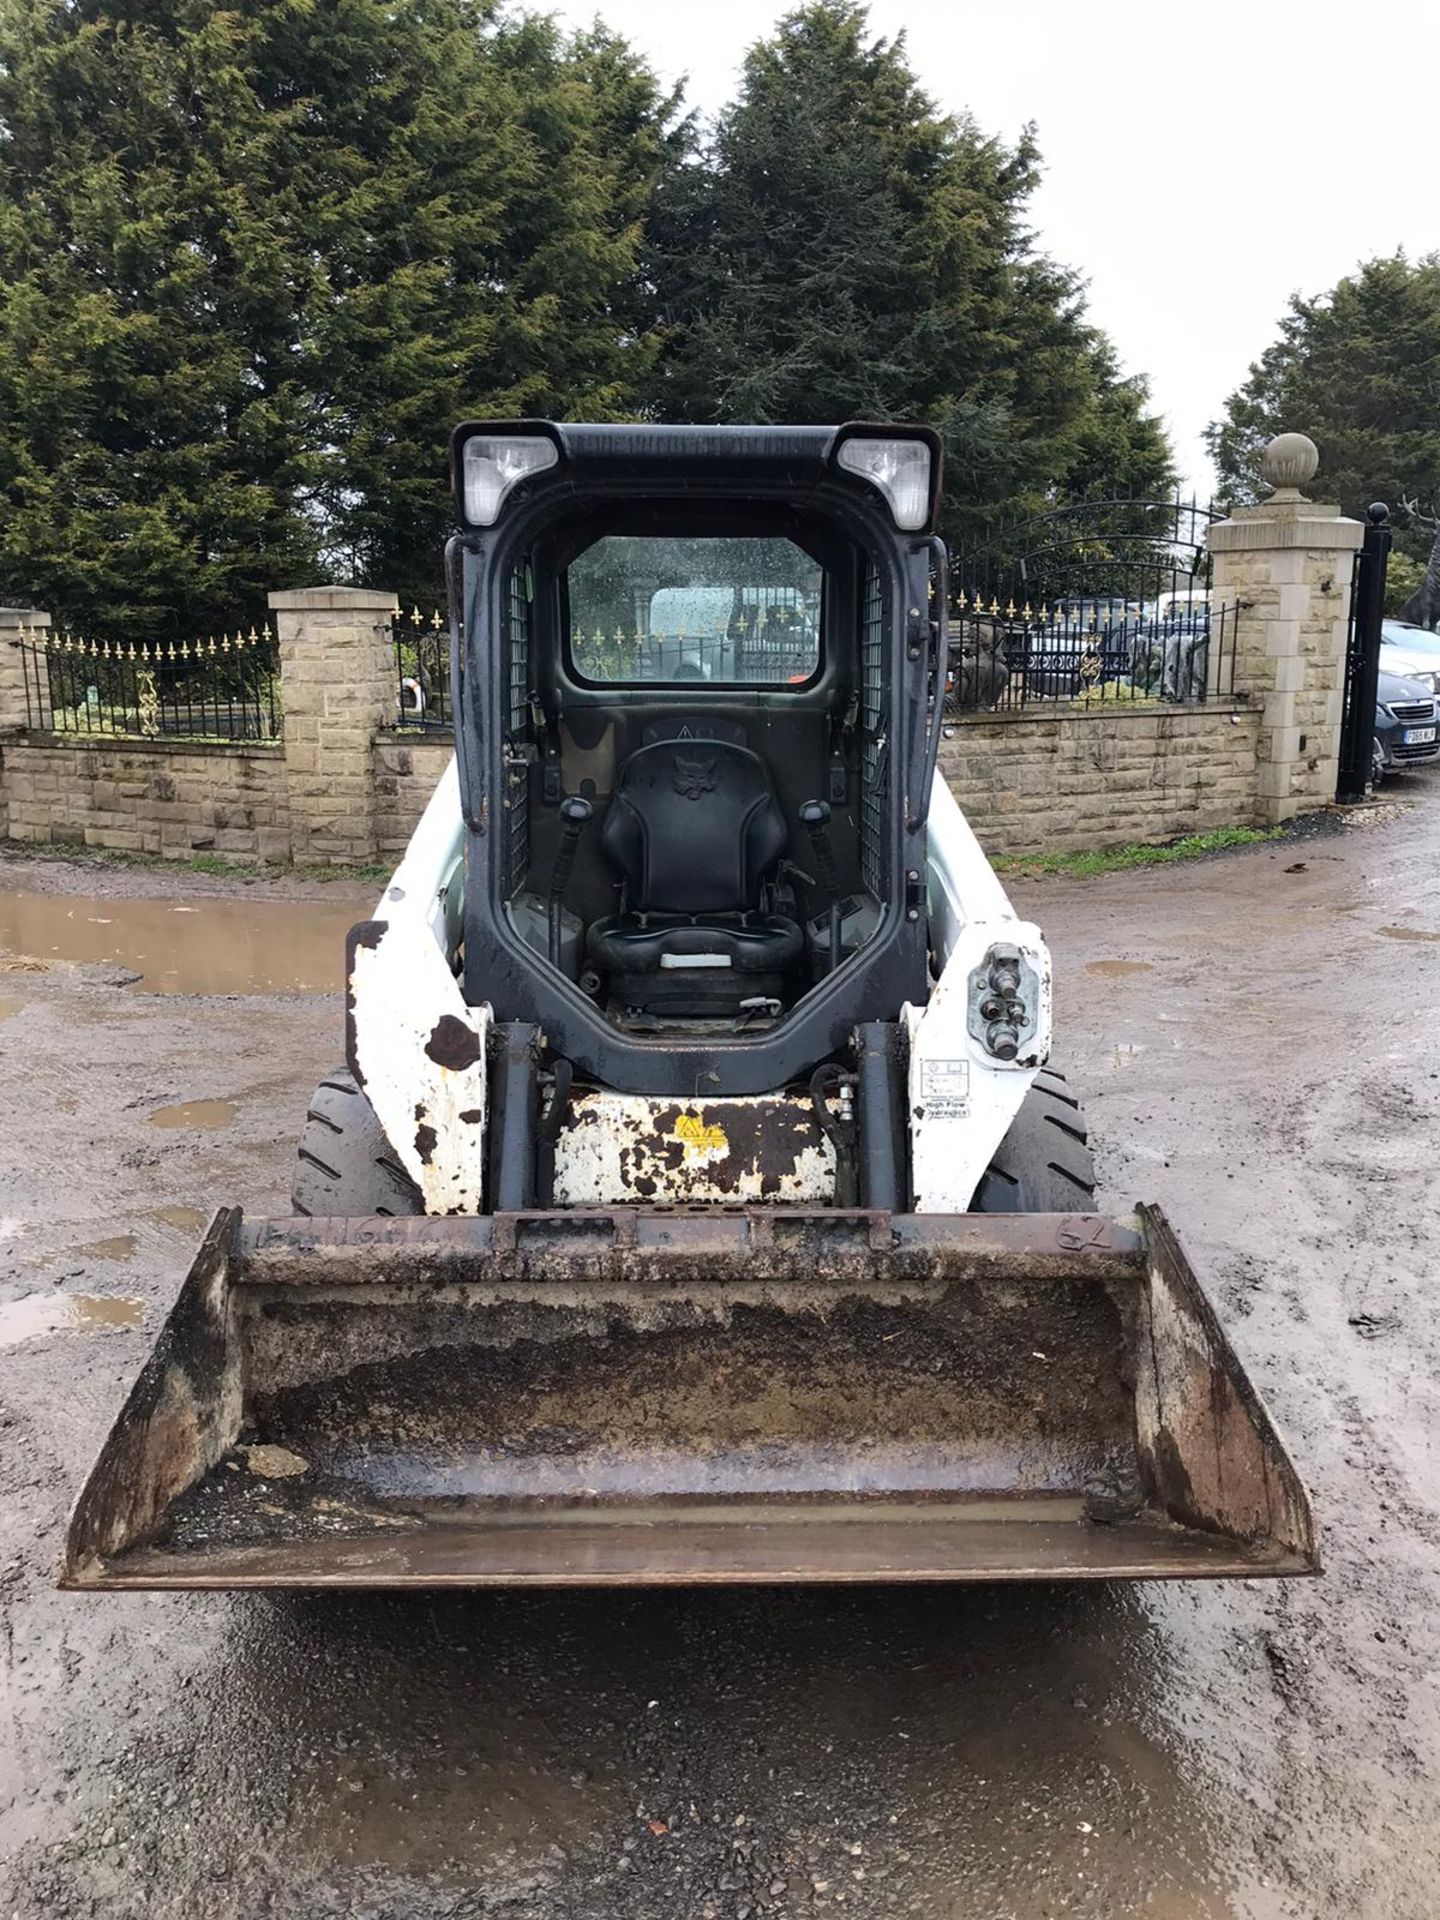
(547, 795, 593, 969)
(799, 799, 843, 975)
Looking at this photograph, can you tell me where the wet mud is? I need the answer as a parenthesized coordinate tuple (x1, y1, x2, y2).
(147, 1098, 237, 1131)
(0, 1291, 144, 1349)
(1376, 922, 1440, 943)
(2, 800, 1440, 1917)
(0, 883, 366, 993)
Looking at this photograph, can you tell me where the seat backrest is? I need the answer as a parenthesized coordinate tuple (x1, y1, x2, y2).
(601, 739, 786, 914)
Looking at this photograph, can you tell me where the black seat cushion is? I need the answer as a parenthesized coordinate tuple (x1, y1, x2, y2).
(600, 738, 787, 915)
(588, 912, 803, 976)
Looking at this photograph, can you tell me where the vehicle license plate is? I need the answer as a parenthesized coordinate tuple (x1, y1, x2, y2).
(1402, 726, 1437, 745)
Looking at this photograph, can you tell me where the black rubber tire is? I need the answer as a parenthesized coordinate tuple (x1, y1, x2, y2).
(969, 1067, 1096, 1213)
(291, 1071, 423, 1217)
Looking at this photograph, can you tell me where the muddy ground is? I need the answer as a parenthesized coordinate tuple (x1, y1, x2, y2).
(1, 791, 1438, 1919)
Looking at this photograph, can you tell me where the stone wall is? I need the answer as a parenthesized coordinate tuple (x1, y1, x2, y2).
(373, 732, 455, 859)
(271, 586, 399, 864)
(0, 696, 1268, 870)
(0, 448, 1357, 871)
(0, 717, 452, 871)
(939, 703, 1261, 855)
(1209, 499, 1360, 822)
(0, 736, 289, 859)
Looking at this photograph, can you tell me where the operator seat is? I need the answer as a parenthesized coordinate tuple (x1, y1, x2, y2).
(587, 732, 802, 1014)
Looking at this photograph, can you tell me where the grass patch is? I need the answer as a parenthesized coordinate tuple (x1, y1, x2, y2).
(994, 825, 1282, 879)
(0, 837, 390, 885)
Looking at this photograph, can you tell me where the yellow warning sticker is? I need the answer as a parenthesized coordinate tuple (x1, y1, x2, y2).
(673, 1112, 727, 1154)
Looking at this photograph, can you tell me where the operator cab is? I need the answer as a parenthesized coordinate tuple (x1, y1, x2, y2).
(506, 515, 883, 1031)
(450, 422, 944, 1097)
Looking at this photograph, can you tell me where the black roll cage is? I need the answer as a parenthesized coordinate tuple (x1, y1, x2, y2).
(446, 421, 945, 1099)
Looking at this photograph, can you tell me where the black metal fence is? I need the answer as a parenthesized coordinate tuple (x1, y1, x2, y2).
(1337, 504, 1393, 802)
(392, 607, 452, 729)
(946, 497, 1236, 714)
(18, 623, 281, 740)
(945, 594, 1237, 714)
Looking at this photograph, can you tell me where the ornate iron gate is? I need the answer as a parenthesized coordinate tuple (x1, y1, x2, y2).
(1336, 504, 1392, 802)
(946, 497, 1233, 713)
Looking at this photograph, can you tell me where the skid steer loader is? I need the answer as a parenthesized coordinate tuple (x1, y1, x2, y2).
(62, 422, 1316, 1589)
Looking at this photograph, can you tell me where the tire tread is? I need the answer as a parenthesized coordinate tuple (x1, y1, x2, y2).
(970, 1068, 1097, 1214)
(291, 1071, 423, 1217)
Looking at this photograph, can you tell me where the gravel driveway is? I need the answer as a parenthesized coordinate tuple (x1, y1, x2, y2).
(2, 787, 1437, 1919)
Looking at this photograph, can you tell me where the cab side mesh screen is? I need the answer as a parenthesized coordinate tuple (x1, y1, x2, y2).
(505, 564, 530, 896)
(860, 564, 885, 898)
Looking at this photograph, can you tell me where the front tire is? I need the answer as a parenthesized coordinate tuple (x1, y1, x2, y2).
(291, 1071, 423, 1217)
(970, 1067, 1096, 1213)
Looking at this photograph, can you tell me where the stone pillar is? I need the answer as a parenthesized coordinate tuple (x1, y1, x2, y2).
(1208, 434, 1363, 825)
(270, 585, 398, 864)
(0, 607, 52, 733)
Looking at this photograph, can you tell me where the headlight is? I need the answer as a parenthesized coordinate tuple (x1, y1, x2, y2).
(459, 433, 558, 525)
(835, 435, 933, 530)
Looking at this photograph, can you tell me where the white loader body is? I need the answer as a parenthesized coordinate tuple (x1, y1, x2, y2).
(350, 758, 1049, 1215)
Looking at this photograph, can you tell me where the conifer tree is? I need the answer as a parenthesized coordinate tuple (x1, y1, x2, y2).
(646, 1, 1172, 538)
(0, 0, 678, 635)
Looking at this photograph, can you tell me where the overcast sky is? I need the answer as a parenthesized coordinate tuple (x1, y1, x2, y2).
(551, 0, 1438, 496)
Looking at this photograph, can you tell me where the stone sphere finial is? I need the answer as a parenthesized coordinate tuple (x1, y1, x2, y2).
(1260, 432, 1319, 500)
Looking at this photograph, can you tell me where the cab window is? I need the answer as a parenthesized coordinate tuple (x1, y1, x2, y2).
(567, 535, 822, 686)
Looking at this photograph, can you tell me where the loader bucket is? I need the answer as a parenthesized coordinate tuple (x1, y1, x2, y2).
(61, 1207, 1316, 1589)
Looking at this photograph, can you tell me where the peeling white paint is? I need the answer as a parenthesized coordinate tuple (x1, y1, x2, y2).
(553, 1094, 835, 1206)
(907, 782, 1052, 1212)
(350, 759, 489, 1215)
(346, 757, 1052, 1220)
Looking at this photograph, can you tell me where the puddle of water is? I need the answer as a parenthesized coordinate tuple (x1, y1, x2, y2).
(0, 1291, 144, 1348)
(148, 1099, 237, 1130)
(292, 1726, 614, 1882)
(0, 888, 363, 993)
(1377, 924, 1440, 943)
(69, 1233, 138, 1261)
(146, 1205, 208, 1234)
(1085, 960, 1154, 978)
(0, 996, 24, 1022)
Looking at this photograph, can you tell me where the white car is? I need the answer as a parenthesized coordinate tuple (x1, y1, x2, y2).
(1379, 619, 1440, 696)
